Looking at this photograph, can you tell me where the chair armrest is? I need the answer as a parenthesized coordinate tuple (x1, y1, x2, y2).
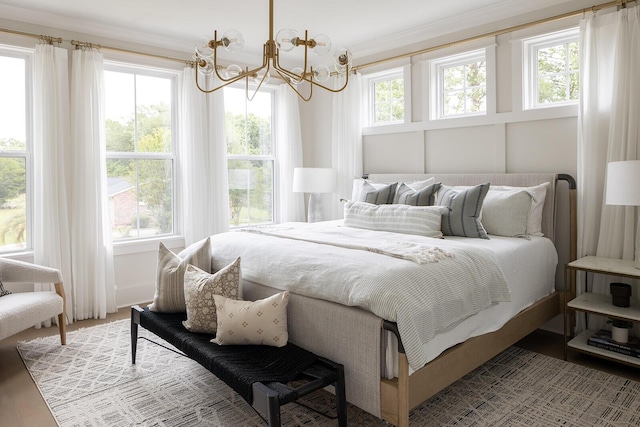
(0, 258, 63, 284)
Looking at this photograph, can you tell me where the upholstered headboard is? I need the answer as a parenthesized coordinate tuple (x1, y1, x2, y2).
(367, 173, 560, 245)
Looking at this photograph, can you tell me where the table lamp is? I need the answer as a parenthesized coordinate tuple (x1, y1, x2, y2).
(605, 160, 640, 269)
(293, 168, 336, 222)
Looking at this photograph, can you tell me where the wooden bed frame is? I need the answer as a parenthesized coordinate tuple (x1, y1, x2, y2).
(367, 173, 577, 427)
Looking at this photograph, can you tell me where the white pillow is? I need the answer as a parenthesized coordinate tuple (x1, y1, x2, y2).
(211, 291, 290, 347)
(149, 237, 211, 313)
(481, 190, 533, 237)
(343, 201, 446, 238)
(182, 258, 241, 334)
(404, 177, 436, 191)
(490, 182, 549, 236)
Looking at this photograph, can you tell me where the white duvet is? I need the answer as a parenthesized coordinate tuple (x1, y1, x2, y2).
(209, 221, 510, 370)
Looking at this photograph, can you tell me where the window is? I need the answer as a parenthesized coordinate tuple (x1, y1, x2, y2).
(224, 86, 275, 227)
(104, 64, 177, 241)
(367, 68, 405, 125)
(431, 49, 487, 119)
(523, 28, 579, 109)
(0, 50, 29, 253)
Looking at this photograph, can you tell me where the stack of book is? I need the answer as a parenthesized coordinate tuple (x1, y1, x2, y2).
(587, 329, 640, 358)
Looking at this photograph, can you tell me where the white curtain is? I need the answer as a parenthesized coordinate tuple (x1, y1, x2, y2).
(276, 84, 305, 223)
(69, 47, 116, 320)
(577, 6, 640, 330)
(32, 43, 73, 326)
(331, 72, 363, 219)
(179, 67, 229, 246)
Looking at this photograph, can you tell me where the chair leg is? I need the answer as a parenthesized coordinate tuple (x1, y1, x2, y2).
(54, 282, 67, 345)
(58, 312, 67, 345)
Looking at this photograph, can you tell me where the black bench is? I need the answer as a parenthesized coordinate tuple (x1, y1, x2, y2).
(131, 305, 347, 427)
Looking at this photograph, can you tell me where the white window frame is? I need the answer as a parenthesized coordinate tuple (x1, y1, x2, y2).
(103, 61, 179, 242)
(224, 83, 277, 228)
(364, 65, 411, 126)
(0, 46, 33, 254)
(429, 48, 493, 120)
(522, 28, 579, 110)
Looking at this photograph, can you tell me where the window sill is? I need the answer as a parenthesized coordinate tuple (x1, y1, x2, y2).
(113, 235, 185, 256)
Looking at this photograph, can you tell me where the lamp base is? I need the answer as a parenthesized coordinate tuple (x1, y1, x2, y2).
(307, 193, 323, 223)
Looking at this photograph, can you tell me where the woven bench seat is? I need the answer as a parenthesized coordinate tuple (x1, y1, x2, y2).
(131, 305, 347, 427)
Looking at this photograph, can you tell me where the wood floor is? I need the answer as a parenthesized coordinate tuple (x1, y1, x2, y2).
(1, 312, 640, 427)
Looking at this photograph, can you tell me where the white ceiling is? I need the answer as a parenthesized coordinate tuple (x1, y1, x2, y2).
(0, 0, 579, 63)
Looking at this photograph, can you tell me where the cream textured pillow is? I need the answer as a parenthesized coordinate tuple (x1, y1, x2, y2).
(149, 237, 211, 313)
(490, 183, 549, 236)
(481, 190, 533, 237)
(211, 291, 290, 347)
(182, 258, 241, 334)
(343, 201, 446, 238)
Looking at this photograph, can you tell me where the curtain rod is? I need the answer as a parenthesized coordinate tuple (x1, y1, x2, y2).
(1, 0, 635, 70)
(353, 0, 635, 72)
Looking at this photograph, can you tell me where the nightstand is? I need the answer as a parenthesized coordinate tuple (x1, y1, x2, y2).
(564, 256, 640, 367)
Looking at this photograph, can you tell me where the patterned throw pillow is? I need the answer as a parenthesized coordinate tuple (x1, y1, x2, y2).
(0, 275, 11, 297)
(182, 259, 241, 334)
(211, 291, 289, 347)
(394, 182, 441, 206)
(149, 237, 211, 313)
(437, 183, 490, 239)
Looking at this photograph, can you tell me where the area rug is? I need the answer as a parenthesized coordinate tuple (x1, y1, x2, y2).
(17, 320, 640, 427)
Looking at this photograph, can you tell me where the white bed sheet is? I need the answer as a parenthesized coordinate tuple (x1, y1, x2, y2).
(383, 234, 558, 378)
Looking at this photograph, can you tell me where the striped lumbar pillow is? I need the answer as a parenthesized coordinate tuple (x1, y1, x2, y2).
(343, 201, 446, 238)
(149, 237, 211, 313)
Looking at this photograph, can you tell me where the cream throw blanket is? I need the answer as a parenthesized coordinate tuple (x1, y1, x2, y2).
(210, 221, 510, 370)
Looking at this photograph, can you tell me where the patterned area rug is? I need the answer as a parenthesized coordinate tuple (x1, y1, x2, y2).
(17, 319, 640, 426)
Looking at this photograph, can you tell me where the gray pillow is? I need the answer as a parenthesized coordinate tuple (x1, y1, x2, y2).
(359, 181, 398, 205)
(437, 183, 490, 239)
(394, 182, 441, 206)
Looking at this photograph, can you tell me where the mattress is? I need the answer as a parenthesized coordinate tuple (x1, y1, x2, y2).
(383, 234, 558, 378)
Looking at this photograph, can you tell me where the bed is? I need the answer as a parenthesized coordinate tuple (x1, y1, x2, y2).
(207, 173, 576, 427)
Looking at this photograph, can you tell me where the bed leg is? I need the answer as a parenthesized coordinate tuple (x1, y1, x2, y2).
(131, 305, 142, 365)
(397, 353, 410, 427)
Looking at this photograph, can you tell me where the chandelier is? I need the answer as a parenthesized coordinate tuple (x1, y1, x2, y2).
(193, 0, 352, 101)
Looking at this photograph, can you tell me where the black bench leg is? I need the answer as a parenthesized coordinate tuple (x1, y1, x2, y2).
(253, 382, 281, 427)
(335, 364, 347, 427)
(130, 305, 143, 364)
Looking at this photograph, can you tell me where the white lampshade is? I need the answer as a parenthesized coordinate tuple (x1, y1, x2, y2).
(293, 168, 336, 193)
(606, 160, 640, 206)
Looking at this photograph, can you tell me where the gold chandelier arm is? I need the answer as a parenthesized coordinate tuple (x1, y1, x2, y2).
(246, 61, 273, 102)
(274, 69, 312, 101)
(307, 68, 350, 93)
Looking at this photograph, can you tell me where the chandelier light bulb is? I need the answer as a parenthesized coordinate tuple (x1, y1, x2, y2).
(313, 64, 331, 83)
(195, 37, 214, 58)
(221, 30, 244, 53)
(276, 29, 299, 52)
(223, 64, 243, 79)
(312, 34, 332, 56)
(197, 57, 215, 76)
(254, 69, 271, 85)
(333, 48, 353, 73)
(289, 67, 304, 85)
